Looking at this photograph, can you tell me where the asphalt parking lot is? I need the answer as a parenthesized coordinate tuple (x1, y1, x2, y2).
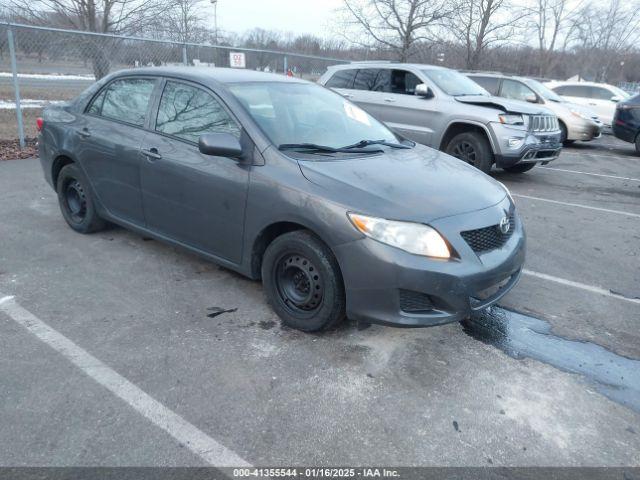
(1, 136, 639, 467)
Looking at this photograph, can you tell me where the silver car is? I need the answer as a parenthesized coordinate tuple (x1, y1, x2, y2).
(468, 73, 602, 145)
(319, 62, 562, 174)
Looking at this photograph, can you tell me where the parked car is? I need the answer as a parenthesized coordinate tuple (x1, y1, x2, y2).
(612, 93, 640, 154)
(467, 73, 602, 145)
(546, 81, 630, 128)
(38, 67, 525, 332)
(318, 62, 562, 174)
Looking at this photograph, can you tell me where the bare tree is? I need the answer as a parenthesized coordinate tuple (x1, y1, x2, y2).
(6, 0, 163, 78)
(449, 0, 525, 69)
(574, 0, 640, 81)
(525, 0, 582, 77)
(157, 0, 209, 44)
(340, 0, 454, 61)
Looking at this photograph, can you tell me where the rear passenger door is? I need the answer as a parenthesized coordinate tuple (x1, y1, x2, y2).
(80, 76, 158, 225)
(139, 79, 249, 263)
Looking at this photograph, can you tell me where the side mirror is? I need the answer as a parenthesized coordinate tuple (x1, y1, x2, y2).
(524, 93, 538, 103)
(415, 83, 434, 98)
(198, 133, 243, 158)
(611, 95, 622, 103)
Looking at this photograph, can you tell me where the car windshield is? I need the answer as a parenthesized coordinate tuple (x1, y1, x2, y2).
(523, 78, 564, 102)
(422, 69, 490, 97)
(228, 81, 399, 150)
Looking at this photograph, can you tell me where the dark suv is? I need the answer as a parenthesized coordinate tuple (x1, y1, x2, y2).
(612, 93, 640, 154)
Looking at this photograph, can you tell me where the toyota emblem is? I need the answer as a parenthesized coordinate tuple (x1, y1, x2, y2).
(499, 216, 510, 234)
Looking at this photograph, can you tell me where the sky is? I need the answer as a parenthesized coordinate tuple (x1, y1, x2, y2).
(207, 0, 344, 38)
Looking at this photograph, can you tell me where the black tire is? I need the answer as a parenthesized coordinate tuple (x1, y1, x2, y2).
(261, 230, 345, 332)
(635, 133, 640, 155)
(503, 163, 536, 173)
(56, 163, 106, 233)
(445, 131, 493, 173)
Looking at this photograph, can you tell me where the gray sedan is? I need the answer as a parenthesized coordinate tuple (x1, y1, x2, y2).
(38, 67, 525, 332)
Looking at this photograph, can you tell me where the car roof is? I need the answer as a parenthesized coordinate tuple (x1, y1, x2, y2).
(547, 80, 617, 88)
(328, 62, 449, 71)
(111, 66, 307, 85)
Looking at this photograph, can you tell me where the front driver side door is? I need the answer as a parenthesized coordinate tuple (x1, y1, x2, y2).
(140, 79, 249, 264)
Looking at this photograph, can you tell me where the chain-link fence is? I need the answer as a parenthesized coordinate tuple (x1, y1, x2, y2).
(0, 22, 350, 146)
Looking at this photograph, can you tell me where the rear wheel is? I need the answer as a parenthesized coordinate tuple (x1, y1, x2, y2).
(445, 132, 493, 173)
(503, 163, 536, 173)
(261, 230, 345, 332)
(56, 163, 106, 233)
(635, 133, 640, 155)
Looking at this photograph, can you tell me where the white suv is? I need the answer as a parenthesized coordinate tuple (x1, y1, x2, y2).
(546, 81, 630, 128)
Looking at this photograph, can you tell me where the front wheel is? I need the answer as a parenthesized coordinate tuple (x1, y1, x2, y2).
(261, 230, 346, 332)
(635, 134, 640, 155)
(445, 132, 493, 173)
(503, 163, 536, 173)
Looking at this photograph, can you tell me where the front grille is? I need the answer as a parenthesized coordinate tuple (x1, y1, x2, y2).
(460, 214, 515, 254)
(530, 114, 559, 132)
(399, 289, 434, 313)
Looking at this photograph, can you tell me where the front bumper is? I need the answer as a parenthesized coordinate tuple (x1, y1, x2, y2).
(333, 197, 525, 327)
(490, 123, 562, 168)
(567, 118, 602, 141)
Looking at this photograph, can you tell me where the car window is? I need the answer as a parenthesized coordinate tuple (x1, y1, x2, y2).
(389, 70, 422, 95)
(590, 87, 616, 100)
(94, 78, 156, 126)
(325, 69, 357, 89)
(553, 85, 590, 98)
(353, 69, 382, 91)
(501, 79, 536, 102)
(155, 81, 240, 143)
(87, 89, 106, 115)
(469, 76, 500, 95)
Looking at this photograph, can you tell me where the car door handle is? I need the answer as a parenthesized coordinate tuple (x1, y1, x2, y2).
(588, 102, 597, 106)
(141, 148, 162, 160)
(341, 93, 354, 99)
(77, 128, 91, 138)
(384, 98, 396, 103)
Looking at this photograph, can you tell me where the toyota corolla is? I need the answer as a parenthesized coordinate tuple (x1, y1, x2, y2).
(38, 67, 525, 332)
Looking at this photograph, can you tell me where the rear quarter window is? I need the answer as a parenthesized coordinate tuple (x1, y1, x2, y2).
(87, 77, 156, 126)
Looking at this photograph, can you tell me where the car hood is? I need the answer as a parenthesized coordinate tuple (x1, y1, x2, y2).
(298, 144, 507, 224)
(455, 95, 551, 115)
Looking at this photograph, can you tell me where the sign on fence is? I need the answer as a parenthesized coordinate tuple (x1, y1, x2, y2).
(229, 52, 246, 68)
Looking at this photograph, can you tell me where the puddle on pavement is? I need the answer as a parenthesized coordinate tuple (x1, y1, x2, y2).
(462, 307, 640, 414)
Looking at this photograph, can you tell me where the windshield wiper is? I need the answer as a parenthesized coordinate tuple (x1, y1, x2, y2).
(278, 143, 382, 154)
(341, 139, 411, 150)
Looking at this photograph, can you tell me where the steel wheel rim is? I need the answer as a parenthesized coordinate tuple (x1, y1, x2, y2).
(64, 179, 87, 224)
(275, 253, 323, 314)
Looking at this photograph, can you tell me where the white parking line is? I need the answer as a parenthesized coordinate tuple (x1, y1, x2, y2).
(562, 151, 631, 160)
(512, 193, 640, 218)
(538, 166, 640, 183)
(0, 294, 251, 467)
(522, 270, 640, 305)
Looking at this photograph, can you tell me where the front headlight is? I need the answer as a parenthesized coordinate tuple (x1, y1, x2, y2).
(498, 113, 525, 126)
(347, 213, 450, 259)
